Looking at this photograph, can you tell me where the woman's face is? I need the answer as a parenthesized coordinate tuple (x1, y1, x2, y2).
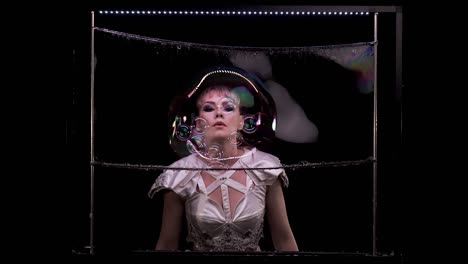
(197, 89, 243, 142)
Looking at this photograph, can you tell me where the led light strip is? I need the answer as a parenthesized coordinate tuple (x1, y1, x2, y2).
(98, 10, 370, 16)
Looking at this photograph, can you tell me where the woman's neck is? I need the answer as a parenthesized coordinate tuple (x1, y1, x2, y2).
(204, 138, 239, 158)
(199, 143, 245, 168)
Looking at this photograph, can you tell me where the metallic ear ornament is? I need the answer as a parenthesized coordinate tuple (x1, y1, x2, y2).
(242, 115, 258, 134)
(175, 124, 191, 141)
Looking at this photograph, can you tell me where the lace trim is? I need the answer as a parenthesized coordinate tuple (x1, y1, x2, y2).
(148, 173, 169, 198)
(187, 221, 264, 252)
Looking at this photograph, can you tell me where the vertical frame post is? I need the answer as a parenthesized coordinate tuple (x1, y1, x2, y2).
(372, 11, 379, 256)
(89, 11, 96, 256)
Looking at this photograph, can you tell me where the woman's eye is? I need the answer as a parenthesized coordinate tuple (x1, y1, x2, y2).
(223, 104, 236, 112)
(202, 105, 214, 112)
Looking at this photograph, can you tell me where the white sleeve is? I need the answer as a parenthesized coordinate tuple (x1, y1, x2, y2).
(148, 156, 200, 199)
(240, 149, 289, 188)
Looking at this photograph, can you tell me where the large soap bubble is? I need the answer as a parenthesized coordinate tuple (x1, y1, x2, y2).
(168, 66, 277, 163)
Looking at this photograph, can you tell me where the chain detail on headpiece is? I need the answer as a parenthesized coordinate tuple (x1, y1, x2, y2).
(187, 69, 259, 98)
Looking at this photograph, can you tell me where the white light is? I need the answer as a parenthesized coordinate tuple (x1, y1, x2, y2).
(366, 12, 369, 15)
(95, 9, 355, 16)
(361, 12, 364, 15)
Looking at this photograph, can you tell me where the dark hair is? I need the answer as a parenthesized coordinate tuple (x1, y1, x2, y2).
(195, 85, 242, 113)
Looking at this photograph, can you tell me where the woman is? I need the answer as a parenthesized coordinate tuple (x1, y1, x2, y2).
(149, 67, 298, 252)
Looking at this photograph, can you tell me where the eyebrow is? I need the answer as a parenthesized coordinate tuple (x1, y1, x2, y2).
(201, 101, 216, 105)
(202, 98, 236, 104)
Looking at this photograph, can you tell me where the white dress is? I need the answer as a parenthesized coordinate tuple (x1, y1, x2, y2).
(149, 148, 288, 251)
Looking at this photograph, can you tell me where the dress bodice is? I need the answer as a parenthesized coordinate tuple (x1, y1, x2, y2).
(149, 148, 288, 251)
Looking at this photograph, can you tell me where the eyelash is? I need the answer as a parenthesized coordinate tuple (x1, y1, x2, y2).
(202, 104, 236, 112)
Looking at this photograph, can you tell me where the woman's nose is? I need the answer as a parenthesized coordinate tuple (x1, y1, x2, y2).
(215, 108, 223, 118)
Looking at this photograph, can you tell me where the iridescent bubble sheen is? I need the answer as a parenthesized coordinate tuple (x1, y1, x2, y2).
(168, 66, 277, 160)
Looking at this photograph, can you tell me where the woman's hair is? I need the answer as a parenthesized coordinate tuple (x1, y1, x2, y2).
(195, 85, 241, 112)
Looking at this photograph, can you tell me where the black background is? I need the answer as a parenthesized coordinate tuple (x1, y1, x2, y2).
(71, 0, 406, 259)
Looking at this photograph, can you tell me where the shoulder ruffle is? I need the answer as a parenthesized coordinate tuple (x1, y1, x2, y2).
(240, 148, 289, 188)
(148, 155, 202, 199)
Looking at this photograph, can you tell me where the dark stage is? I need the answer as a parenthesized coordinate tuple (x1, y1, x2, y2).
(71, 2, 407, 262)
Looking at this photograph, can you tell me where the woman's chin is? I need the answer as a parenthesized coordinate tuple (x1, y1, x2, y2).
(208, 135, 230, 143)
